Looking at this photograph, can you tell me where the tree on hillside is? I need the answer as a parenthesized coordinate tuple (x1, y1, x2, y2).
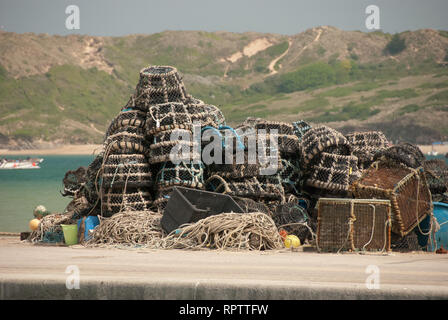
(385, 34, 406, 55)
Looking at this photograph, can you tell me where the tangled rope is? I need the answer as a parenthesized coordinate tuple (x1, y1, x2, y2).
(29, 213, 75, 243)
(86, 211, 164, 247)
(161, 212, 283, 251)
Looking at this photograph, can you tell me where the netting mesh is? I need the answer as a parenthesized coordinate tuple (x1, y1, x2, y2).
(234, 196, 271, 215)
(351, 162, 432, 237)
(102, 154, 152, 188)
(346, 131, 389, 169)
(62, 166, 88, 197)
(103, 131, 149, 155)
(305, 152, 360, 192)
(205, 174, 284, 201)
(101, 187, 152, 217)
(148, 132, 200, 164)
(271, 202, 313, 244)
(105, 109, 147, 138)
(373, 142, 425, 169)
(423, 159, 448, 195)
(317, 199, 391, 252)
(125, 66, 190, 112)
(300, 125, 351, 165)
(277, 158, 302, 194)
(292, 120, 312, 140)
(155, 161, 205, 189)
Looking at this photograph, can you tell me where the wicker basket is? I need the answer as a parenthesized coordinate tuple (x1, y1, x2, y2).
(316, 198, 391, 252)
(351, 161, 432, 237)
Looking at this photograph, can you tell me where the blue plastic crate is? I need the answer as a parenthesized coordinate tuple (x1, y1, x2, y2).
(428, 202, 448, 251)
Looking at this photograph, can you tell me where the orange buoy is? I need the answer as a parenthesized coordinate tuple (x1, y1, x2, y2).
(29, 219, 40, 231)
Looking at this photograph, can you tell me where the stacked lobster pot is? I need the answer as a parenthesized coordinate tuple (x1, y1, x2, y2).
(345, 131, 389, 170)
(136, 66, 223, 212)
(205, 119, 297, 206)
(300, 125, 361, 198)
(99, 108, 153, 217)
(351, 142, 433, 250)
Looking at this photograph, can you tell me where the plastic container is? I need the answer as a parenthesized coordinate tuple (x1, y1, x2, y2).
(77, 216, 100, 241)
(61, 224, 78, 246)
(428, 202, 448, 251)
(161, 186, 244, 234)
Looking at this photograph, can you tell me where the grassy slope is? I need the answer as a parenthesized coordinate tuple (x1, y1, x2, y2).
(0, 28, 448, 145)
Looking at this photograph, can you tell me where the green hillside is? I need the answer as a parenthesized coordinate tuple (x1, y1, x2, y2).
(0, 27, 448, 148)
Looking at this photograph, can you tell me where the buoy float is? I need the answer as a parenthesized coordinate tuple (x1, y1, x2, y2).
(284, 235, 301, 248)
(29, 219, 40, 231)
(33, 205, 47, 219)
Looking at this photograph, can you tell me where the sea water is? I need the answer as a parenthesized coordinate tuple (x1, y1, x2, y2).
(0, 155, 94, 232)
(0, 154, 446, 233)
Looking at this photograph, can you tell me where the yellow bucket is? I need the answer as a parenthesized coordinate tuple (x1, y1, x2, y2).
(61, 224, 78, 245)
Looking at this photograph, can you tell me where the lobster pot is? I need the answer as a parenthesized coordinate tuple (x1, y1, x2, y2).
(146, 102, 217, 135)
(305, 152, 361, 192)
(203, 104, 226, 127)
(253, 120, 295, 135)
(208, 151, 282, 179)
(103, 132, 149, 156)
(102, 154, 152, 188)
(351, 162, 432, 237)
(300, 125, 351, 166)
(105, 109, 147, 138)
(101, 188, 152, 217)
(126, 66, 190, 112)
(237, 123, 300, 156)
(292, 120, 312, 140)
(205, 175, 284, 201)
(423, 159, 448, 195)
(345, 131, 388, 169)
(155, 161, 205, 189)
(316, 198, 391, 252)
(373, 142, 425, 169)
(277, 158, 302, 194)
(272, 202, 313, 244)
(62, 166, 88, 197)
(233, 196, 271, 215)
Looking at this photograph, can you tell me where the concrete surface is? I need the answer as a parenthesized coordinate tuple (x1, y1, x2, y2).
(0, 236, 447, 300)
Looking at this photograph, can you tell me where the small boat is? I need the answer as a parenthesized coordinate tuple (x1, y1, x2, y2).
(0, 157, 43, 169)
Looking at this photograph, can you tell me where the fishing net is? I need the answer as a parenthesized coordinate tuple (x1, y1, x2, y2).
(292, 120, 312, 140)
(101, 187, 152, 217)
(423, 159, 448, 195)
(102, 154, 152, 188)
(28, 212, 75, 243)
(103, 131, 149, 155)
(373, 142, 425, 169)
(105, 109, 147, 138)
(155, 161, 205, 189)
(305, 152, 361, 192)
(346, 131, 389, 169)
(300, 125, 351, 166)
(125, 66, 190, 112)
(86, 211, 164, 247)
(351, 161, 432, 237)
(161, 212, 283, 251)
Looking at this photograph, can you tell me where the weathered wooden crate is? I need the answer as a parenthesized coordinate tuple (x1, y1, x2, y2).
(316, 198, 391, 252)
(351, 162, 432, 237)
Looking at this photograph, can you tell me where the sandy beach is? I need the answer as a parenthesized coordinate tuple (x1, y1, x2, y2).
(0, 144, 103, 156)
